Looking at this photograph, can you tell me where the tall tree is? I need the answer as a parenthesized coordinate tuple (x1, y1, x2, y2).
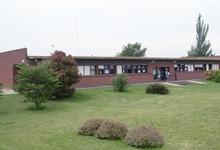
(188, 14, 213, 57)
(117, 42, 147, 57)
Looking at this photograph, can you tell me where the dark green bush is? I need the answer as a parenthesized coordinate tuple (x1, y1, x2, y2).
(205, 70, 220, 83)
(95, 120, 128, 140)
(112, 74, 128, 92)
(146, 84, 169, 95)
(124, 126, 164, 148)
(78, 118, 104, 136)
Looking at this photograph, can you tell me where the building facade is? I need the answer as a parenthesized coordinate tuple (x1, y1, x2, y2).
(0, 48, 220, 88)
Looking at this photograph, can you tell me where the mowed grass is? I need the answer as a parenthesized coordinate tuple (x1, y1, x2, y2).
(0, 82, 220, 150)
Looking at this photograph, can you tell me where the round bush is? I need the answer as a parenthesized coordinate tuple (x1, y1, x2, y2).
(78, 118, 104, 136)
(124, 126, 164, 148)
(95, 120, 128, 140)
(146, 84, 169, 95)
(112, 74, 128, 92)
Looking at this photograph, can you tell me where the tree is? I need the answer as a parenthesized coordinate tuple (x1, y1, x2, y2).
(50, 51, 80, 99)
(15, 62, 59, 109)
(188, 14, 213, 57)
(117, 42, 147, 57)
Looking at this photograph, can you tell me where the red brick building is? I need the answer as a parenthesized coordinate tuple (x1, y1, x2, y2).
(0, 48, 28, 88)
(1, 48, 220, 88)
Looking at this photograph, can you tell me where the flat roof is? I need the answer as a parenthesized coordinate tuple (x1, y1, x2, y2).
(28, 56, 220, 61)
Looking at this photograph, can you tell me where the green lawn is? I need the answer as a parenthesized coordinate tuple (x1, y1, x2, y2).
(0, 82, 220, 150)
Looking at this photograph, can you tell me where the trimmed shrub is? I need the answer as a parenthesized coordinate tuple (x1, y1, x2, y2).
(95, 120, 128, 140)
(112, 74, 128, 92)
(146, 84, 169, 95)
(78, 118, 104, 136)
(205, 70, 220, 83)
(124, 126, 164, 148)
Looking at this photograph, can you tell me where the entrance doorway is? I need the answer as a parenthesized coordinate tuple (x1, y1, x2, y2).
(153, 67, 170, 81)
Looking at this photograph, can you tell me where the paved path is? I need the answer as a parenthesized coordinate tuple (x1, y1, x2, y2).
(161, 82, 183, 87)
(187, 80, 206, 85)
(1, 88, 17, 95)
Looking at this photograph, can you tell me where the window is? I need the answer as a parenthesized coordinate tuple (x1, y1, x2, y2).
(98, 65, 104, 74)
(142, 65, 147, 73)
(77, 66, 84, 75)
(212, 64, 219, 70)
(98, 65, 116, 74)
(127, 65, 132, 73)
(175, 64, 188, 72)
(90, 65, 96, 75)
(208, 64, 212, 70)
(109, 65, 116, 74)
(187, 64, 194, 72)
(77, 65, 96, 76)
(122, 65, 132, 73)
(133, 65, 138, 73)
(104, 65, 110, 74)
(194, 64, 206, 71)
(122, 65, 147, 74)
(133, 65, 147, 73)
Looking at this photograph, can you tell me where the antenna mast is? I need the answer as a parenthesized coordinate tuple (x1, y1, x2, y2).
(75, 16, 79, 55)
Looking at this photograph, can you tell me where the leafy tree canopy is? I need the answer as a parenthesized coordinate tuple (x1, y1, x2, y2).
(15, 62, 59, 109)
(117, 42, 147, 57)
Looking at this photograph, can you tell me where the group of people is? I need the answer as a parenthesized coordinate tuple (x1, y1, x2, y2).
(153, 67, 170, 81)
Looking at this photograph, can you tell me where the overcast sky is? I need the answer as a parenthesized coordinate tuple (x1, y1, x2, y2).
(1, 0, 220, 57)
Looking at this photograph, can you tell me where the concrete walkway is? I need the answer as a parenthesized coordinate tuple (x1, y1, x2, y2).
(1, 88, 17, 95)
(161, 82, 183, 87)
(187, 80, 206, 85)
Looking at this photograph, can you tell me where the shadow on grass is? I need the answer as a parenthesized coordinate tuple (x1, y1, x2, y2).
(24, 105, 48, 111)
(0, 111, 10, 115)
(70, 92, 95, 103)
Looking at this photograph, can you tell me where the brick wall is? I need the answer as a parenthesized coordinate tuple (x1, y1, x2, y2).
(0, 48, 27, 88)
(176, 71, 205, 80)
(74, 73, 154, 88)
(74, 62, 176, 88)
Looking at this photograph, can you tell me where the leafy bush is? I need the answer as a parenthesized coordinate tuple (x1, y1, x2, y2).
(95, 120, 128, 140)
(15, 62, 59, 109)
(205, 70, 220, 83)
(78, 118, 104, 136)
(124, 126, 164, 148)
(112, 74, 128, 92)
(146, 84, 169, 95)
(51, 51, 81, 99)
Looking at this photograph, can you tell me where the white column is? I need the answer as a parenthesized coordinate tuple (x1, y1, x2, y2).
(84, 66, 90, 75)
(116, 65, 122, 74)
(206, 64, 209, 71)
